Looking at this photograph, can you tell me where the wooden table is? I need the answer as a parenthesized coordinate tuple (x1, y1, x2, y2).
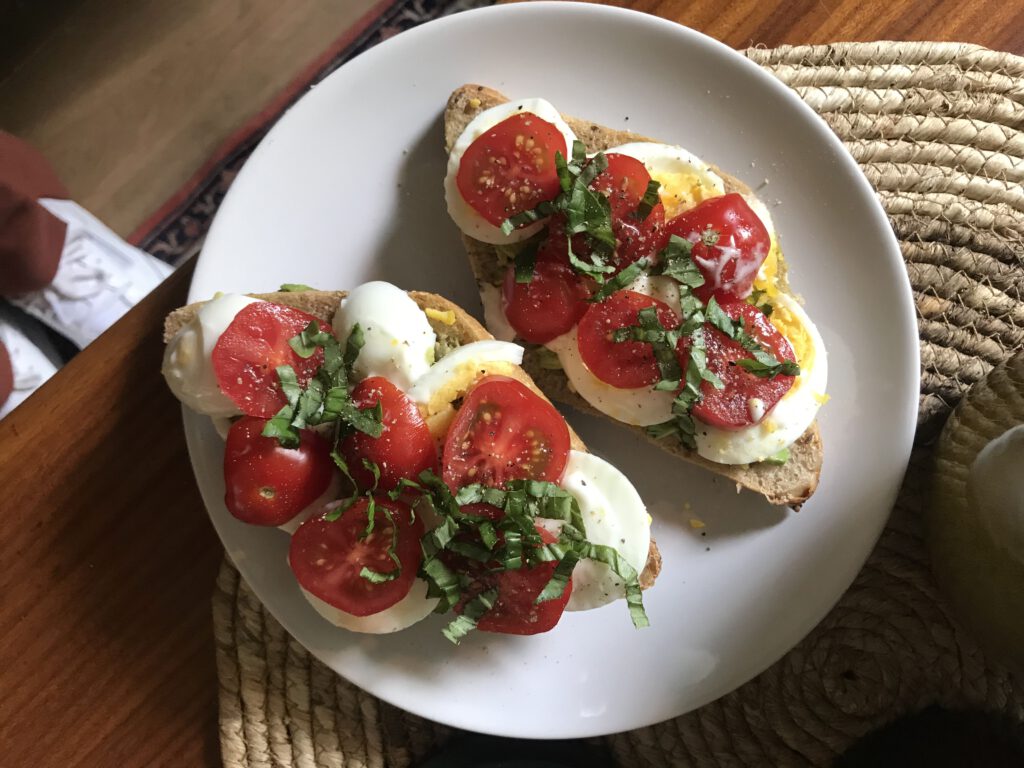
(1, 2, 1019, 766)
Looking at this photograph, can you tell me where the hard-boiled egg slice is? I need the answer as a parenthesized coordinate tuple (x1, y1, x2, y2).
(407, 339, 526, 441)
(558, 450, 651, 612)
(301, 579, 439, 634)
(547, 329, 675, 428)
(332, 282, 436, 392)
(694, 293, 828, 465)
(479, 283, 517, 342)
(445, 98, 577, 245)
(606, 142, 725, 220)
(162, 293, 262, 417)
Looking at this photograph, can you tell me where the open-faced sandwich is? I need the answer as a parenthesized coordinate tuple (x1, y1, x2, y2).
(443, 86, 828, 508)
(162, 281, 658, 642)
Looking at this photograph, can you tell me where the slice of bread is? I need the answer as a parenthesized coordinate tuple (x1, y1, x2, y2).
(444, 85, 823, 508)
(165, 288, 661, 587)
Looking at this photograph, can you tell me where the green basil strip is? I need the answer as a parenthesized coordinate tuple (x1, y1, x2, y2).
(288, 320, 323, 358)
(359, 567, 398, 584)
(421, 516, 459, 560)
(514, 239, 539, 284)
(279, 283, 315, 292)
(342, 323, 365, 373)
(359, 506, 401, 583)
(502, 529, 523, 571)
(442, 588, 498, 645)
(567, 236, 615, 282)
(555, 149, 573, 193)
(478, 521, 498, 551)
(447, 540, 492, 563)
(261, 405, 300, 448)
(656, 236, 704, 288)
(535, 548, 580, 604)
(735, 356, 800, 378)
(423, 557, 461, 613)
(705, 297, 800, 379)
(578, 542, 648, 628)
(578, 151, 608, 187)
(589, 257, 649, 303)
(632, 179, 662, 222)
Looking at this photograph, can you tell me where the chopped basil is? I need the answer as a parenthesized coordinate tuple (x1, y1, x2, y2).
(279, 283, 315, 292)
(589, 257, 649, 303)
(612, 305, 683, 389)
(514, 239, 539, 284)
(262, 321, 382, 448)
(499, 141, 619, 283)
(705, 297, 800, 380)
(413, 471, 646, 642)
(632, 179, 662, 222)
(442, 588, 498, 644)
(535, 549, 579, 604)
(359, 506, 402, 583)
(735, 356, 801, 378)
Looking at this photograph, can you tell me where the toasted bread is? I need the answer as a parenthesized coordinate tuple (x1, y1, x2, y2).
(443, 85, 823, 508)
(165, 288, 661, 587)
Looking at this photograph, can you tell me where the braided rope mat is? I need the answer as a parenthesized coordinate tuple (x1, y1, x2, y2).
(213, 42, 1024, 767)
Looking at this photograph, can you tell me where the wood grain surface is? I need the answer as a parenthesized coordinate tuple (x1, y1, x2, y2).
(1, 1, 1020, 766)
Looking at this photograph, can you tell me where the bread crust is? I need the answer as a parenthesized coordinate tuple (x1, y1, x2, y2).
(165, 288, 661, 587)
(443, 85, 823, 508)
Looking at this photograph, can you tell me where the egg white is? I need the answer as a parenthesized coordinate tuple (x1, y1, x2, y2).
(301, 580, 439, 634)
(162, 293, 262, 417)
(332, 281, 436, 392)
(407, 339, 524, 410)
(547, 328, 675, 427)
(694, 293, 828, 465)
(558, 451, 651, 612)
(444, 98, 577, 245)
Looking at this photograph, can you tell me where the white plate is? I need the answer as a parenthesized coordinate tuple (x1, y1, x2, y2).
(184, 2, 918, 739)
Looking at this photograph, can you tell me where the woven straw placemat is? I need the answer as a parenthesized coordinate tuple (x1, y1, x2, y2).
(213, 41, 1024, 767)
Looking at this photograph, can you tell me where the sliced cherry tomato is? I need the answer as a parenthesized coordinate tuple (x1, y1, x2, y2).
(340, 376, 438, 492)
(213, 302, 328, 418)
(680, 301, 796, 429)
(591, 153, 669, 270)
(223, 416, 335, 526)
(289, 497, 423, 616)
(458, 524, 571, 636)
(442, 375, 570, 489)
(663, 193, 770, 302)
(456, 112, 567, 227)
(577, 290, 679, 389)
(502, 235, 591, 344)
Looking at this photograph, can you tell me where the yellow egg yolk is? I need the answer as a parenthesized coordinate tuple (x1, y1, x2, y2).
(651, 171, 719, 220)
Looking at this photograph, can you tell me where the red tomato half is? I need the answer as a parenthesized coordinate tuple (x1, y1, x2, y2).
(664, 193, 770, 302)
(289, 497, 424, 616)
(577, 290, 680, 389)
(442, 375, 570, 489)
(502, 235, 591, 344)
(456, 112, 567, 227)
(223, 416, 335, 526)
(213, 302, 328, 418)
(340, 376, 438, 492)
(460, 525, 572, 636)
(591, 153, 669, 270)
(682, 301, 796, 429)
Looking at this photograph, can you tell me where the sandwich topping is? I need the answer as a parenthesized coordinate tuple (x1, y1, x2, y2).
(445, 98, 829, 466)
(162, 281, 652, 641)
